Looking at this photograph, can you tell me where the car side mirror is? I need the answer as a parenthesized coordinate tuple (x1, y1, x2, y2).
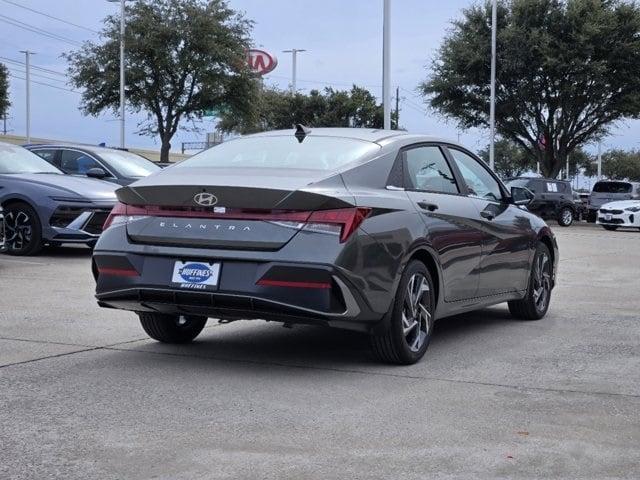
(510, 186, 534, 206)
(86, 167, 108, 179)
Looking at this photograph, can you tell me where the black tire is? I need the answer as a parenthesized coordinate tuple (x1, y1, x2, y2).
(602, 225, 618, 231)
(371, 260, 435, 365)
(508, 243, 552, 320)
(3, 202, 43, 256)
(557, 207, 574, 227)
(138, 312, 208, 344)
(587, 210, 597, 223)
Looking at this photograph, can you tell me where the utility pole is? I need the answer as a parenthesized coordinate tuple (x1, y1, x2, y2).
(107, 0, 126, 148)
(20, 50, 35, 143)
(2, 114, 6, 135)
(282, 48, 306, 93)
(597, 141, 602, 179)
(382, 0, 391, 130)
(489, 0, 497, 170)
(394, 85, 399, 130)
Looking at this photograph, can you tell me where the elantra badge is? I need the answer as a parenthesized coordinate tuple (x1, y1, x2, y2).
(194, 192, 218, 206)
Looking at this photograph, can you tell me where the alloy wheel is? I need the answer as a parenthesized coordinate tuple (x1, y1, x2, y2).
(4, 210, 33, 251)
(561, 208, 573, 225)
(402, 273, 431, 352)
(532, 252, 551, 312)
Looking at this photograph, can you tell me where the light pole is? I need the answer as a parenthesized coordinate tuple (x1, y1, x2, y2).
(108, 0, 126, 148)
(19, 50, 35, 143)
(489, 0, 497, 170)
(382, 0, 391, 130)
(282, 48, 306, 93)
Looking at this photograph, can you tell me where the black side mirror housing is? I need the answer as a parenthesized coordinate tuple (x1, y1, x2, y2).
(510, 186, 534, 206)
(86, 167, 108, 179)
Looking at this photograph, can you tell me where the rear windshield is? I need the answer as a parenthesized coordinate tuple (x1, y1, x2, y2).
(505, 179, 532, 188)
(593, 181, 632, 193)
(175, 135, 381, 171)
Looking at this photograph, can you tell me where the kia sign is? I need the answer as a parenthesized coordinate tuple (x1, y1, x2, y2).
(247, 49, 277, 76)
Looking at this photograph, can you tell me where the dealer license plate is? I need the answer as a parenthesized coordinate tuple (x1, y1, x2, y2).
(171, 261, 220, 290)
(605, 214, 612, 221)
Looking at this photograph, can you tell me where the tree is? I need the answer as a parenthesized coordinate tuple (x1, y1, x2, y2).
(0, 63, 9, 121)
(583, 149, 640, 181)
(421, 0, 640, 178)
(478, 138, 533, 178)
(65, 0, 257, 162)
(217, 85, 398, 134)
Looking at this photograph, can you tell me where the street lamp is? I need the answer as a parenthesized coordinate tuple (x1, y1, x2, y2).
(489, 0, 497, 170)
(282, 49, 306, 93)
(382, 0, 391, 130)
(107, 0, 126, 149)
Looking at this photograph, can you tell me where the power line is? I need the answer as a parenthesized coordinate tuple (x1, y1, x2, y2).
(0, 14, 84, 46)
(8, 72, 80, 94)
(6, 65, 69, 84)
(0, 56, 68, 77)
(0, 0, 99, 34)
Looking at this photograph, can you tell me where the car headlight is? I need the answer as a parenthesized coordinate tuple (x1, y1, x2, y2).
(625, 206, 640, 212)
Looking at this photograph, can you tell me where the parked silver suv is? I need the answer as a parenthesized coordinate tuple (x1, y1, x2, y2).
(588, 181, 640, 222)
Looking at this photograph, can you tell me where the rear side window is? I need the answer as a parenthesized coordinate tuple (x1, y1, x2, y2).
(404, 146, 458, 194)
(31, 149, 59, 168)
(593, 181, 632, 193)
(176, 136, 381, 171)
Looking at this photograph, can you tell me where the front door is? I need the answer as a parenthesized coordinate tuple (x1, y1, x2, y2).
(446, 147, 533, 297)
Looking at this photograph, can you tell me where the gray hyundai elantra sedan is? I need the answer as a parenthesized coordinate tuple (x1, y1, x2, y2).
(93, 127, 558, 364)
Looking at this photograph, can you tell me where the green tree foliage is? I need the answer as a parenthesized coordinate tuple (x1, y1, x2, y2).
(65, 0, 257, 161)
(478, 138, 533, 178)
(421, 0, 640, 178)
(217, 85, 398, 134)
(583, 149, 640, 181)
(0, 63, 9, 119)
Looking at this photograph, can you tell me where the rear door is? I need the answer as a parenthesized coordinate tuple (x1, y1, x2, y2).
(400, 144, 482, 301)
(445, 147, 533, 297)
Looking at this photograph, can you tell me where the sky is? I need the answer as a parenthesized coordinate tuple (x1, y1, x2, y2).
(2, 0, 640, 157)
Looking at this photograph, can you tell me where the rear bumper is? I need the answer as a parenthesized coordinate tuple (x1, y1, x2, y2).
(93, 252, 383, 332)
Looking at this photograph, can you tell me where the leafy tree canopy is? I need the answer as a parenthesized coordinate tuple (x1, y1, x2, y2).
(478, 138, 533, 178)
(583, 149, 640, 181)
(217, 85, 398, 134)
(65, 0, 257, 161)
(421, 0, 640, 178)
(0, 63, 9, 118)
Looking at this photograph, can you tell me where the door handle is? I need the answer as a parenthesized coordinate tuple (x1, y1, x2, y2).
(480, 210, 495, 221)
(417, 201, 438, 212)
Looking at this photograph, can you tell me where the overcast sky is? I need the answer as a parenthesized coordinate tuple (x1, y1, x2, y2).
(2, 0, 640, 155)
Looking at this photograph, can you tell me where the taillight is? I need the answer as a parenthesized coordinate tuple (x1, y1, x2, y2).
(103, 202, 148, 231)
(306, 208, 371, 242)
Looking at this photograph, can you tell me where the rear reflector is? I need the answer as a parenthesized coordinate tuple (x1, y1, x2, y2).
(97, 267, 139, 277)
(104, 203, 371, 242)
(256, 279, 332, 289)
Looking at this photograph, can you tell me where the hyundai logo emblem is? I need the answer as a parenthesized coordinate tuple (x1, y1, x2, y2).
(194, 192, 218, 206)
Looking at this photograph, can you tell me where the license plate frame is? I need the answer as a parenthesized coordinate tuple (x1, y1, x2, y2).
(171, 261, 220, 290)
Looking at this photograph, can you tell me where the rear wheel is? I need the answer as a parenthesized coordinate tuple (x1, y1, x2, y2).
(602, 225, 618, 231)
(557, 207, 573, 227)
(371, 260, 435, 365)
(138, 313, 208, 343)
(508, 243, 552, 320)
(3, 202, 43, 256)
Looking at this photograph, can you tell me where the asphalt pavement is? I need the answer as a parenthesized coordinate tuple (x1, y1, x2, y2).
(1, 223, 639, 479)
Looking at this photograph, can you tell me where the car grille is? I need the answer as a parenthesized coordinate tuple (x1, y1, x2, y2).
(599, 209, 623, 215)
(598, 217, 624, 224)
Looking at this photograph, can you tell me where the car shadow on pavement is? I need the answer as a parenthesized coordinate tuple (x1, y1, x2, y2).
(41, 244, 94, 258)
(114, 306, 516, 368)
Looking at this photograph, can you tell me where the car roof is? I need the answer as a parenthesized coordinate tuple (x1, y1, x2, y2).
(244, 127, 453, 145)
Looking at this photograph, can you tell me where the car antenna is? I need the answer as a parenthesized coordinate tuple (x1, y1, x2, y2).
(294, 124, 311, 143)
